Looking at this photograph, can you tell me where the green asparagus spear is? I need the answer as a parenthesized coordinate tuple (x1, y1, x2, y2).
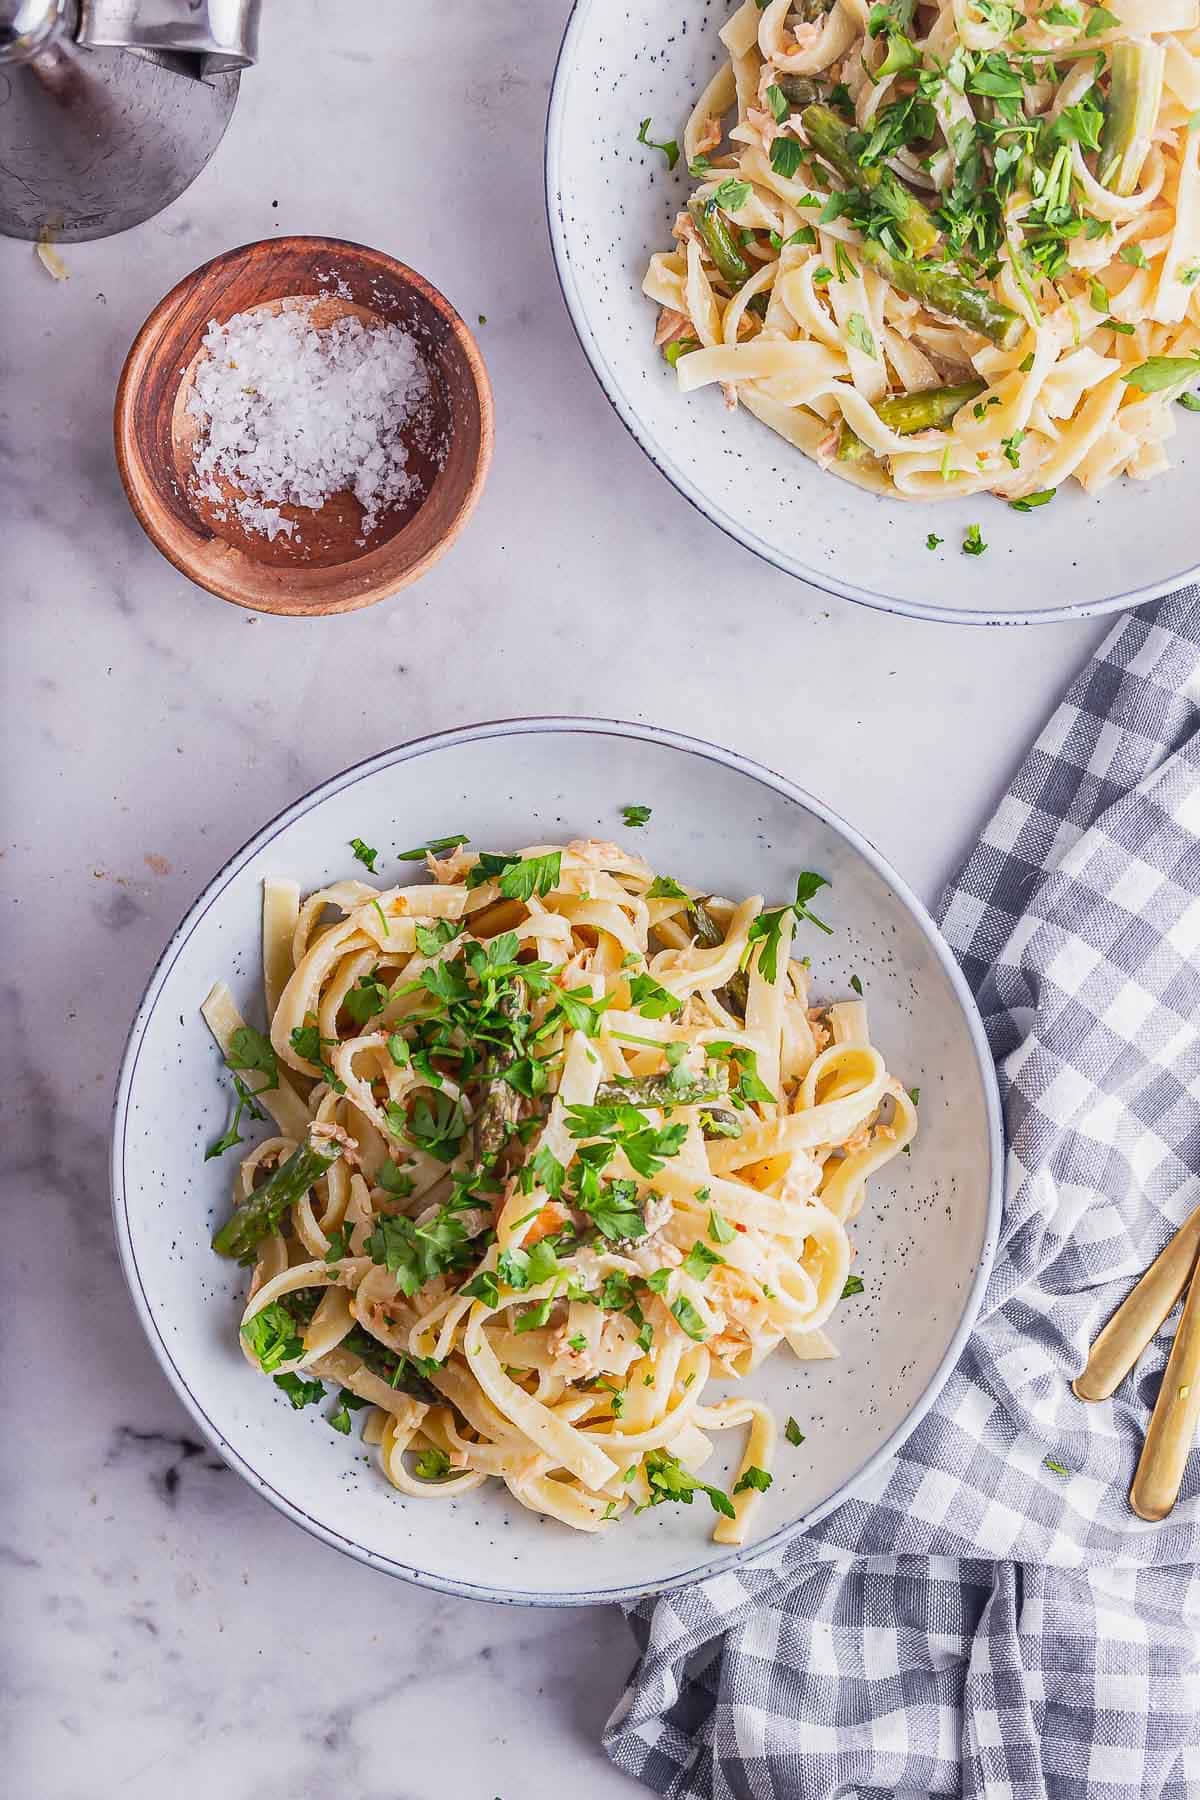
(1100, 40, 1165, 197)
(801, 104, 940, 258)
(837, 382, 985, 463)
(691, 198, 751, 288)
(595, 1070, 730, 1110)
(473, 980, 526, 1166)
(860, 239, 1025, 350)
(693, 898, 749, 1017)
(778, 74, 830, 108)
(212, 1135, 344, 1259)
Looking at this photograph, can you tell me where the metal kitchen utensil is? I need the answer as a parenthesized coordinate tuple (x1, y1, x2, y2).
(0, 0, 260, 243)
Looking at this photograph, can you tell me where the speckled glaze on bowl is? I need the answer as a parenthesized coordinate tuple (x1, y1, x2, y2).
(112, 719, 1001, 1605)
(545, 3, 1200, 624)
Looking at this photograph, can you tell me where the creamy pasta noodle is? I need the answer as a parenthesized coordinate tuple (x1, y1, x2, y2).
(203, 838, 916, 1538)
(642, 0, 1200, 503)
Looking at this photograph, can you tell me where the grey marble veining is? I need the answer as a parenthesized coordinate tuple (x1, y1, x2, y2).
(1, 3, 1108, 1795)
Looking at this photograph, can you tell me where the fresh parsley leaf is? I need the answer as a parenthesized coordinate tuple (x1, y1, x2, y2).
(682, 1240, 725, 1281)
(349, 837, 379, 872)
(395, 834, 470, 860)
(733, 1465, 773, 1494)
(514, 1293, 557, 1333)
(414, 917, 463, 958)
(849, 974, 864, 996)
(766, 83, 790, 123)
(224, 1025, 278, 1089)
(621, 804, 652, 827)
(205, 1071, 267, 1161)
(671, 1295, 709, 1341)
(710, 178, 751, 214)
(1122, 354, 1200, 394)
(242, 1302, 303, 1372)
(842, 1274, 865, 1298)
(568, 1332, 588, 1353)
(708, 1209, 737, 1246)
(1085, 3, 1119, 30)
(324, 1224, 353, 1264)
(274, 1372, 325, 1409)
(646, 874, 690, 905)
(636, 117, 679, 169)
(1009, 489, 1056, 511)
(386, 1032, 409, 1069)
(644, 1448, 734, 1518)
(499, 852, 562, 902)
(1178, 392, 1200, 412)
(785, 1416, 806, 1447)
(377, 1161, 415, 1198)
(532, 1143, 567, 1197)
(405, 1091, 468, 1162)
(462, 1269, 501, 1307)
(1119, 242, 1149, 269)
(627, 972, 683, 1019)
(581, 1177, 647, 1243)
(1001, 429, 1026, 469)
(926, 532, 944, 551)
(770, 135, 805, 180)
(364, 1190, 473, 1295)
(962, 524, 988, 557)
(343, 973, 389, 1027)
(413, 1447, 453, 1480)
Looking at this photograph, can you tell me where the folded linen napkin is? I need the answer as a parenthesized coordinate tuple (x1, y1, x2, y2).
(605, 593, 1200, 1800)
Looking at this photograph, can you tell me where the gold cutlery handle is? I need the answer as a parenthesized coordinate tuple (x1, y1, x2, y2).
(1130, 1265, 1200, 1521)
(1072, 1204, 1200, 1402)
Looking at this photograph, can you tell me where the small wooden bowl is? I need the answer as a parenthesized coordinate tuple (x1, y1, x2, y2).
(114, 236, 493, 615)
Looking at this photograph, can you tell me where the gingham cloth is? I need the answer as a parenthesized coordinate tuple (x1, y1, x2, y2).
(604, 592, 1200, 1800)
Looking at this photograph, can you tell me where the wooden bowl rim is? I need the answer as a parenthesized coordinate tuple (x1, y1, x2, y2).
(113, 234, 494, 617)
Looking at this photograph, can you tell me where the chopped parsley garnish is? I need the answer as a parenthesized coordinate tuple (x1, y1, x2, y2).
(926, 533, 943, 551)
(621, 804, 652, 827)
(841, 1274, 865, 1298)
(242, 1302, 303, 1372)
(349, 837, 379, 872)
(682, 1240, 726, 1281)
(766, 83, 789, 123)
(396, 834, 469, 860)
(627, 971, 683, 1018)
(636, 118, 679, 170)
(769, 136, 805, 180)
(671, 1295, 709, 1341)
(646, 874, 690, 904)
(846, 312, 876, 359)
(708, 1208, 737, 1245)
(413, 1447, 453, 1481)
(849, 974, 864, 996)
(328, 1388, 368, 1433)
(733, 1465, 773, 1495)
(710, 178, 751, 214)
(962, 524, 988, 557)
(1122, 354, 1200, 394)
(644, 1449, 734, 1518)
(1009, 489, 1056, 511)
(785, 1416, 806, 1447)
(274, 1372, 325, 1409)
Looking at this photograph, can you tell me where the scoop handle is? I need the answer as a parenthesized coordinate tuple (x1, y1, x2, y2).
(1130, 1266, 1200, 1521)
(1072, 1203, 1200, 1402)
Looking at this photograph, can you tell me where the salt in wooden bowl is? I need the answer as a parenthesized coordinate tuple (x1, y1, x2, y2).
(114, 236, 493, 616)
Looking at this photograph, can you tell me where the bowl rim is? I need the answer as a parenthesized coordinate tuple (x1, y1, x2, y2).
(113, 233, 494, 618)
(544, 2, 1200, 627)
(110, 715, 1004, 1607)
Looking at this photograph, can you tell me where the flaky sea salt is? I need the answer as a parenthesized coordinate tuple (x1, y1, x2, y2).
(187, 300, 431, 540)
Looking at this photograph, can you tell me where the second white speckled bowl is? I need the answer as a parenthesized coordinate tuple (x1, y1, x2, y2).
(546, 1, 1200, 623)
(112, 719, 1001, 1604)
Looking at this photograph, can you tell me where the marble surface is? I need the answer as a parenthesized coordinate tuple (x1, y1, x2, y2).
(1, 3, 1112, 1795)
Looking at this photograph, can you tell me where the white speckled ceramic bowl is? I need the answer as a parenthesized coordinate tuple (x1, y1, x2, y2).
(112, 719, 1001, 1604)
(546, 3, 1200, 624)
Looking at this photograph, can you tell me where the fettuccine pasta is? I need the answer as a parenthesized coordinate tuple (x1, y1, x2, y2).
(203, 838, 916, 1539)
(643, 0, 1200, 503)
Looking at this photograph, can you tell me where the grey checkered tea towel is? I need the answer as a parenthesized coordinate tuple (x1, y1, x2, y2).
(605, 592, 1200, 1800)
